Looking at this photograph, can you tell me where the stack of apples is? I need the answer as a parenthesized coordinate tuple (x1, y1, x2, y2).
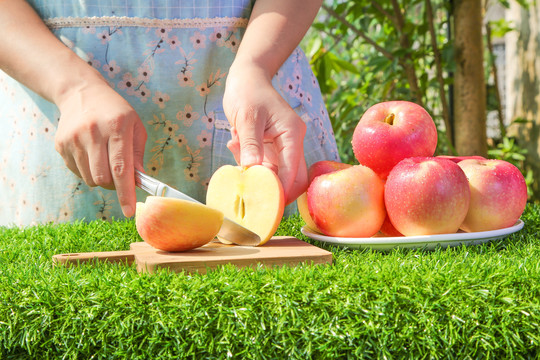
(299, 101, 528, 238)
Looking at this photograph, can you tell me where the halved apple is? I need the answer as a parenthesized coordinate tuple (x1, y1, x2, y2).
(206, 165, 285, 246)
(135, 196, 224, 252)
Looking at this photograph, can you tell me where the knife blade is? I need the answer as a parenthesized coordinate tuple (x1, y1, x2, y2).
(135, 170, 261, 246)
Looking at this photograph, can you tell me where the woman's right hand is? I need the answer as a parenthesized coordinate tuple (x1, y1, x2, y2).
(0, 1, 147, 218)
(55, 80, 147, 218)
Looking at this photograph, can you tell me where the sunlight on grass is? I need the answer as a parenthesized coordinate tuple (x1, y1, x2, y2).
(0, 204, 539, 358)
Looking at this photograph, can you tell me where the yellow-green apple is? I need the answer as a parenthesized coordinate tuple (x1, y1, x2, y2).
(307, 164, 385, 237)
(206, 165, 285, 246)
(436, 155, 486, 163)
(136, 196, 224, 252)
(457, 159, 527, 232)
(297, 160, 352, 232)
(352, 101, 438, 180)
(384, 157, 470, 236)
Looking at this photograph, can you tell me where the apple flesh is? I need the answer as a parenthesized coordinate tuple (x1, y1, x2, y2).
(352, 101, 438, 180)
(297, 160, 352, 232)
(457, 159, 527, 232)
(135, 196, 224, 252)
(297, 192, 319, 232)
(307, 164, 385, 237)
(206, 165, 285, 246)
(384, 157, 470, 236)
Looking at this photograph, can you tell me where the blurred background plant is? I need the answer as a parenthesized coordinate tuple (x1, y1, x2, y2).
(302, 0, 536, 200)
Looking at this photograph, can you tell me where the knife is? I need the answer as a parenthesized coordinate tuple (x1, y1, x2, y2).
(134, 170, 261, 246)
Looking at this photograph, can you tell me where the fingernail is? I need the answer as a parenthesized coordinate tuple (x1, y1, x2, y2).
(122, 205, 133, 218)
(241, 153, 258, 166)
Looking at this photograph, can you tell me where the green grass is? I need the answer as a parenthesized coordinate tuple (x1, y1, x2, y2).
(0, 204, 539, 359)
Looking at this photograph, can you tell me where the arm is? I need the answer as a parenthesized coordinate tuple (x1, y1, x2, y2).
(0, 0, 146, 217)
(223, 0, 323, 205)
(234, 0, 322, 79)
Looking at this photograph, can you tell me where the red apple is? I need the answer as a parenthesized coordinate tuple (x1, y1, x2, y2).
(385, 157, 470, 236)
(298, 160, 352, 232)
(379, 214, 403, 237)
(307, 160, 352, 183)
(136, 196, 224, 252)
(307, 164, 386, 237)
(457, 159, 527, 232)
(352, 101, 438, 180)
(436, 155, 486, 163)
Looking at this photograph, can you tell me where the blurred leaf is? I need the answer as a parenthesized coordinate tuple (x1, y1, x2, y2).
(488, 19, 516, 38)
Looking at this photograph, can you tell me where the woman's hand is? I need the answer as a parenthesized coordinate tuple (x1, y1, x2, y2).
(55, 80, 147, 217)
(221, 0, 322, 205)
(223, 62, 307, 205)
(0, 1, 148, 217)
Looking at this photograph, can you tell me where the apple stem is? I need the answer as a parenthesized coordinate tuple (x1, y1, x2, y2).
(384, 113, 395, 125)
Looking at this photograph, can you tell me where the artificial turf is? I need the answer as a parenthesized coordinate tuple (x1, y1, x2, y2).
(0, 203, 539, 359)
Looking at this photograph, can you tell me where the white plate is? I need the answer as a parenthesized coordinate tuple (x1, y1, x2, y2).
(301, 220, 525, 251)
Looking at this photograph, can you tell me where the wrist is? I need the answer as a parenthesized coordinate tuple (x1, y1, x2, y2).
(51, 51, 108, 108)
(229, 56, 276, 82)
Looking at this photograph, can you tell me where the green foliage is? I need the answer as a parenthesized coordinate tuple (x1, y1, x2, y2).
(488, 18, 516, 38)
(488, 136, 527, 163)
(305, 0, 536, 197)
(1, 209, 540, 358)
(488, 136, 535, 198)
(304, 0, 454, 163)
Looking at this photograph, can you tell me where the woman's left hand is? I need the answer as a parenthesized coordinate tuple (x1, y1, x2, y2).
(223, 61, 307, 205)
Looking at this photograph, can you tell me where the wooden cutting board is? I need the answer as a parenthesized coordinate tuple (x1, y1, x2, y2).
(53, 236, 332, 274)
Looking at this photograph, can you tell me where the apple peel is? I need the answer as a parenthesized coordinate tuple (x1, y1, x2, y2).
(135, 196, 224, 252)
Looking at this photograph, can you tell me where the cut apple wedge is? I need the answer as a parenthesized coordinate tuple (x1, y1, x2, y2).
(297, 192, 320, 233)
(135, 196, 224, 252)
(206, 165, 285, 246)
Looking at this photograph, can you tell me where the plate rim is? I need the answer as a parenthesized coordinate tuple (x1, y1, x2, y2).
(301, 219, 525, 246)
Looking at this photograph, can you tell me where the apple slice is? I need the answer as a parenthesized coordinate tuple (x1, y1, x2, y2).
(297, 192, 319, 232)
(206, 165, 285, 246)
(135, 196, 224, 252)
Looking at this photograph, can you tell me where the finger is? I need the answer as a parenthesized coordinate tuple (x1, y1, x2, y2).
(273, 119, 307, 205)
(132, 119, 148, 171)
(261, 141, 279, 174)
(226, 127, 241, 165)
(55, 136, 84, 181)
(108, 119, 137, 218)
(69, 144, 95, 187)
(289, 155, 308, 203)
(88, 140, 113, 189)
(233, 109, 265, 167)
(59, 150, 83, 180)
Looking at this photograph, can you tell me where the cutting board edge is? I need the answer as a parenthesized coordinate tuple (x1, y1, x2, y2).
(137, 253, 333, 274)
